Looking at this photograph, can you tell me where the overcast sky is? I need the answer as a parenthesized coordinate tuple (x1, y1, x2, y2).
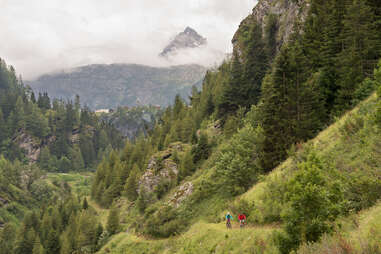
(0, 0, 256, 79)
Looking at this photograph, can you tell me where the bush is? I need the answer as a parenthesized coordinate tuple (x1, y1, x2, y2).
(143, 205, 187, 238)
(231, 199, 254, 220)
(215, 125, 264, 196)
(345, 173, 381, 212)
(280, 153, 344, 253)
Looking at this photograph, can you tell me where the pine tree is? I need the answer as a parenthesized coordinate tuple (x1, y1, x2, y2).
(30, 91, 36, 104)
(38, 147, 52, 171)
(10, 97, 26, 130)
(217, 52, 243, 118)
(82, 197, 89, 210)
(335, 0, 381, 113)
(77, 211, 97, 251)
(0, 109, 5, 143)
(191, 132, 210, 163)
(0, 223, 16, 254)
(243, 21, 268, 106)
(59, 156, 71, 173)
(260, 41, 322, 171)
(32, 236, 44, 254)
(106, 207, 120, 235)
(178, 148, 195, 181)
(124, 164, 139, 201)
(69, 146, 85, 171)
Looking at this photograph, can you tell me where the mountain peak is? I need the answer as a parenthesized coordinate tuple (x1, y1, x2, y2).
(160, 27, 207, 58)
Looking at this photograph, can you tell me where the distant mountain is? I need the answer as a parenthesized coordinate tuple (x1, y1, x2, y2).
(159, 27, 207, 58)
(27, 63, 207, 110)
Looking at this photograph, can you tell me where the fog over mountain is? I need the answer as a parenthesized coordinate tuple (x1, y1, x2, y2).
(0, 0, 256, 79)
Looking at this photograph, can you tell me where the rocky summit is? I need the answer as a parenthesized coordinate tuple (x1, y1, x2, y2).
(159, 27, 207, 58)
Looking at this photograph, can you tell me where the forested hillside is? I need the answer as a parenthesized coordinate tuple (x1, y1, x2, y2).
(0, 58, 126, 253)
(0, 58, 123, 171)
(88, 0, 381, 253)
(1, 0, 381, 253)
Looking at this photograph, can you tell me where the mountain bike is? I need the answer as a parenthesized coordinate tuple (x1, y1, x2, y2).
(226, 220, 232, 229)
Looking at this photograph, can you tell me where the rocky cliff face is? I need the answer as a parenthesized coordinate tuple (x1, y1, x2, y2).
(160, 27, 207, 58)
(138, 143, 188, 195)
(232, 0, 309, 58)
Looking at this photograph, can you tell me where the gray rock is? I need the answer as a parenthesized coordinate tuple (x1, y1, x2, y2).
(168, 182, 194, 208)
(232, 0, 309, 59)
(13, 132, 41, 163)
(160, 27, 207, 58)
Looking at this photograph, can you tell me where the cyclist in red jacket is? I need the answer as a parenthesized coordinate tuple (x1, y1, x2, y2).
(238, 213, 246, 228)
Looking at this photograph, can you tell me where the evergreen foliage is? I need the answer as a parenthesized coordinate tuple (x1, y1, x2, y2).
(106, 207, 120, 235)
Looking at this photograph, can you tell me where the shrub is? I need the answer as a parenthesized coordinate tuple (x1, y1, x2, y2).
(279, 152, 344, 253)
(215, 125, 264, 196)
(143, 205, 187, 238)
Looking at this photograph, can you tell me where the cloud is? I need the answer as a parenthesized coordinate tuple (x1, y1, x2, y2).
(0, 0, 256, 79)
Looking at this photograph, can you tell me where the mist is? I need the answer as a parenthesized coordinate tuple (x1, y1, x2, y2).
(0, 0, 256, 79)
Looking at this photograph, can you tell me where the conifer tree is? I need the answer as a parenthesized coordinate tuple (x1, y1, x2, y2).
(32, 236, 44, 254)
(243, 21, 268, 106)
(335, 0, 381, 113)
(0, 223, 16, 254)
(179, 148, 195, 181)
(124, 164, 139, 201)
(106, 207, 120, 235)
(191, 132, 210, 163)
(218, 51, 243, 118)
(82, 197, 89, 210)
(260, 41, 322, 171)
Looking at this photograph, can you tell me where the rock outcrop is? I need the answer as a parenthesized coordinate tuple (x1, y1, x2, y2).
(168, 182, 194, 208)
(160, 27, 207, 58)
(138, 143, 186, 195)
(232, 0, 309, 58)
(13, 132, 41, 163)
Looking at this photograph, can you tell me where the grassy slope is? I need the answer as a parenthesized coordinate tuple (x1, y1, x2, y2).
(297, 202, 381, 253)
(99, 222, 280, 254)
(240, 94, 381, 221)
(46, 172, 93, 197)
(97, 94, 381, 253)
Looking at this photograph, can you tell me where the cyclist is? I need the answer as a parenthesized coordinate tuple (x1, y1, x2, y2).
(225, 212, 233, 229)
(238, 213, 246, 228)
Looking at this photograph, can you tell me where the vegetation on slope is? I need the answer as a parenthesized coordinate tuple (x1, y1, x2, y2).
(95, 69, 381, 254)
(0, 58, 125, 253)
(1, 0, 381, 253)
(88, 0, 381, 252)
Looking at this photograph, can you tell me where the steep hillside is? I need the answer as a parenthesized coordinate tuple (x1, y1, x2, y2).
(95, 85, 381, 254)
(86, 0, 381, 252)
(232, 0, 309, 60)
(3, 0, 381, 253)
(27, 64, 207, 110)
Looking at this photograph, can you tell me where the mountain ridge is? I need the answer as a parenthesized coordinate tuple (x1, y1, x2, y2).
(27, 63, 207, 110)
